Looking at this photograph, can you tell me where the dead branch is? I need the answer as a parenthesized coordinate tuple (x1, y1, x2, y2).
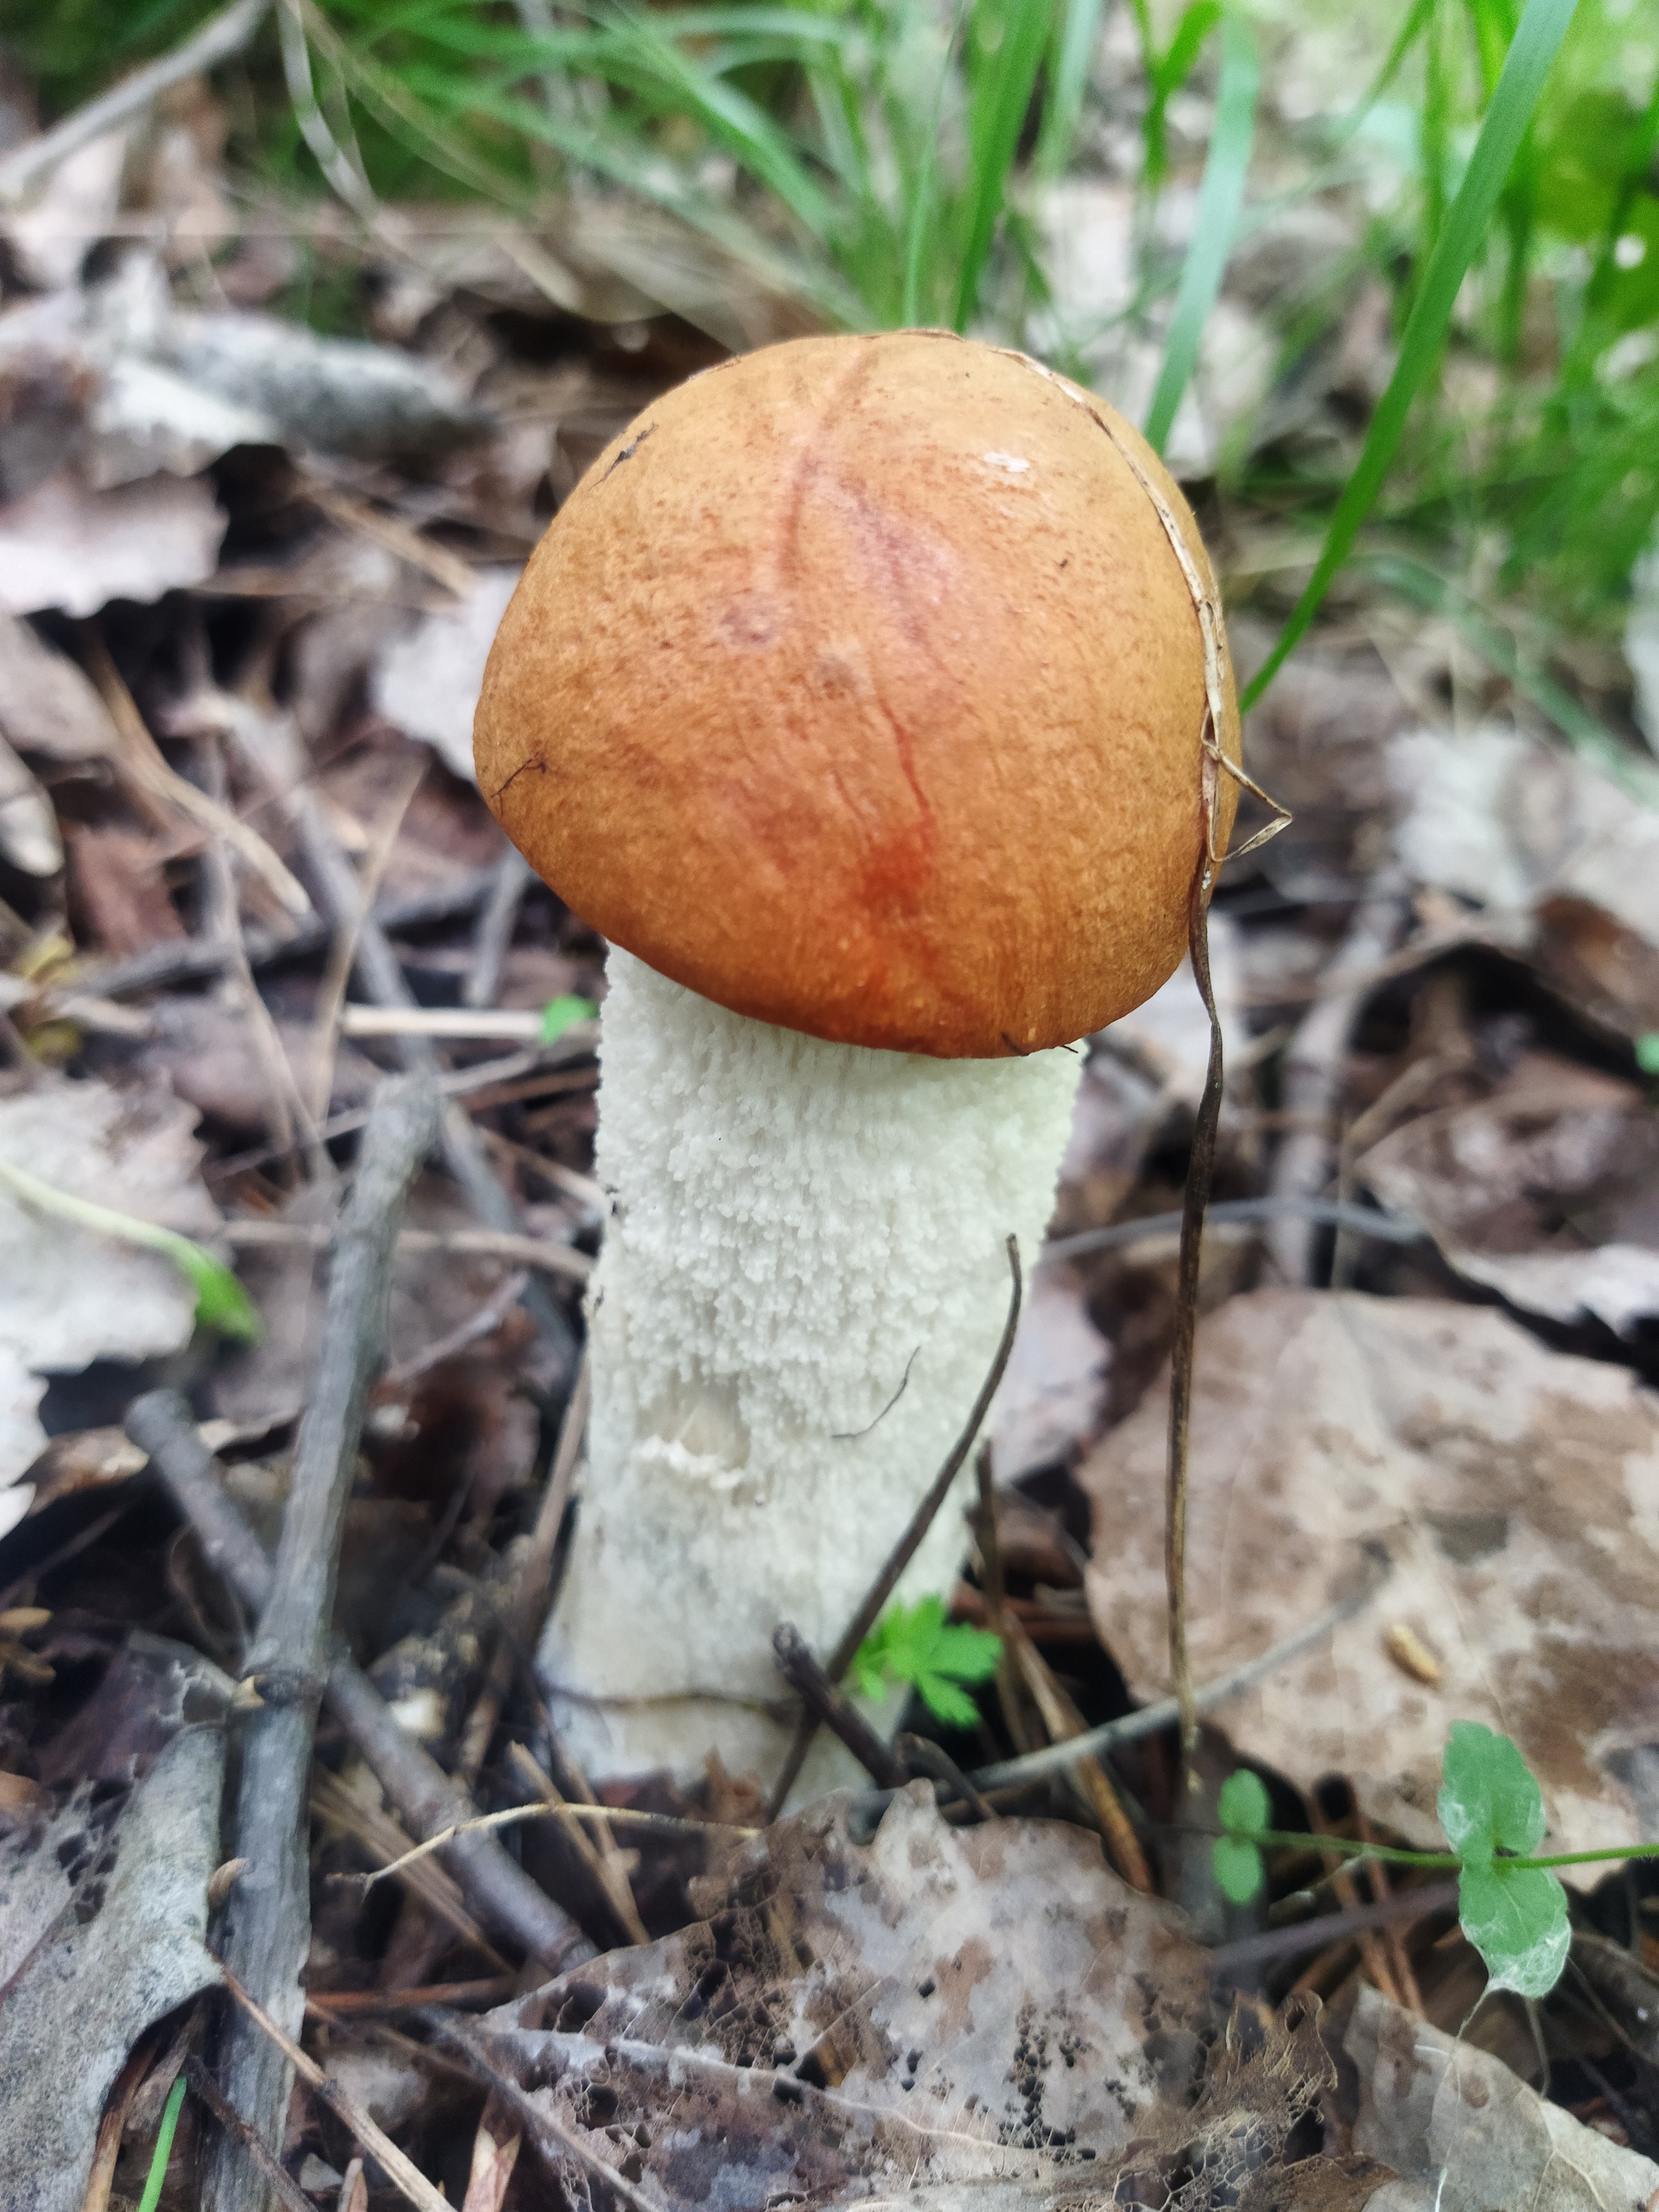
(464, 848, 536, 1008)
(1265, 876, 1410, 1285)
(198, 1074, 438, 2211)
(771, 1624, 908, 1789)
(126, 1390, 591, 1975)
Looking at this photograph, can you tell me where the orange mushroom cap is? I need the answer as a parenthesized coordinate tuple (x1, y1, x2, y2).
(474, 329, 1239, 1059)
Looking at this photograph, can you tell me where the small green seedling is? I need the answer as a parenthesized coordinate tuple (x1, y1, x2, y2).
(1636, 1032, 1659, 1077)
(1212, 1720, 1659, 1998)
(852, 1595, 1002, 1730)
(0, 1156, 259, 1341)
(540, 994, 598, 1044)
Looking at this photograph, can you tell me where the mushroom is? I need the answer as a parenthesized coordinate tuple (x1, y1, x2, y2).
(474, 330, 1238, 1792)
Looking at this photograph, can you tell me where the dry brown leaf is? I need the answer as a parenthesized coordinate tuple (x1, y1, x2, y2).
(0, 608, 118, 761)
(488, 1784, 1216, 2208)
(991, 1264, 1111, 1482)
(1344, 1984, 1659, 2209)
(370, 565, 522, 783)
(1359, 1055, 1659, 1334)
(1079, 1289, 1659, 1872)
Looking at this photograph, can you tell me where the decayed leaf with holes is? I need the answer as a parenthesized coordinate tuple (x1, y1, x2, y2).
(1078, 1290, 1659, 1877)
(482, 1786, 1216, 2209)
(0, 1638, 229, 2212)
(1344, 1984, 1659, 2208)
(0, 1074, 226, 1528)
(1358, 1055, 1659, 1336)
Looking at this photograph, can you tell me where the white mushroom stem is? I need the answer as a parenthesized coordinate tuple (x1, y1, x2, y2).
(540, 950, 1084, 1792)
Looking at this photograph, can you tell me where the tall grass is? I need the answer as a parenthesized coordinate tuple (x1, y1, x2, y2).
(6, 0, 1657, 722)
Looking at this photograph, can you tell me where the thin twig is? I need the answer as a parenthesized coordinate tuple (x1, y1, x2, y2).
(1166, 878, 1224, 1770)
(506, 1742, 650, 1949)
(772, 1624, 908, 1789)
(222, 704, 578, 1373)
(455, 1354, 591, 1787)
(200, 1076, 438, 2212)
(181, 2055, 317, 2212)
(1041, 1195, 1422, 1264)
(420, 2010, 671, 2212)
(220, 1218, 592, 1280)
(893, 1735, 994, 1822)
(1000, 1611, 1153, 1891)
(944, 1552, 1391, 1798)
(1202, 1878, 1459, 1976)
(464, 847, 535, 1008)
(83, 866, 500, 1001)
(308, 752, 427, 1122)
(305, 1976, 517, 2018)
(0, 0, 271, 202)
(220, 1970, 452, 2212)
(1265, 875, 1409, 1286)
(82, 629, 313, 918)
(766, 1238, 1024, 1819)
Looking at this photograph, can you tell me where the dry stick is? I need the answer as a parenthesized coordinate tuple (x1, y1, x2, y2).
(1000, 1612, 1153, 1892)
(456, 1354, 591, 1789)
(766, 1237, 1024, 1821)
(1203, 1877, 1459, 1977)
(463, 847, 536, 1009)
(1264, 873, 1409, 1288)
(220, 1970, 452, 2212)
(893, 1734, 994, 1823)
(771, 1624, 908, 1789)
(0, 0, 271, 201)
(181, 2055, 317, 2212)
(306, 1976, 516, 2018)
(1166, 872, 1225, 1771)
(307, 752, 428, 1123)
(126, 1391, 588, 1974)
(421, 2009, 670, 2212)
(235, 710, 578, 1375)
(201, 736, 325, 1178)
(198, 1075, 438, 2212)
(82, 630, 313, 919)
(506, 1744, 649, 1946)
(83, 866, 499, 1000)
(220, 1219, 591, 1280)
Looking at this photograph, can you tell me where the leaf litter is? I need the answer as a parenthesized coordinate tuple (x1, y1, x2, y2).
(0, 6, 1656, 2206)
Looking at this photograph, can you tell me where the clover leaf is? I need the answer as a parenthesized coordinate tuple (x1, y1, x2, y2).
(1439, 1721, 1570, 1997)
(1213, 1768, 1271, 1903)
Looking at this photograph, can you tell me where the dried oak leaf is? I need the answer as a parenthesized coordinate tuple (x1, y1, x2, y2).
(1079, 1289, 1659, 1876)
(484, 1785, 1216, 2210)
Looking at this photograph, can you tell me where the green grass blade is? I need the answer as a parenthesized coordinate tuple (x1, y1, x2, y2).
(1240, 0, 1581, 711)
(901, 0, 970, 326)
(136, 2075, 188, 2212)
(1035, 0, 1107, 181)
(1143, 8, 1257, 457)
(951, 0, 1059, 331)
(0, 1155, 260, 1343)
(1143, 0, 1220, 188)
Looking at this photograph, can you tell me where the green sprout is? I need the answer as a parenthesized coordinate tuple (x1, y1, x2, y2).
(851, 1596, 1002, 1731)
(0, 1155, 260, 1342)
(1210, 1722, 1659, 1998)
(540, 994, 598, 1045)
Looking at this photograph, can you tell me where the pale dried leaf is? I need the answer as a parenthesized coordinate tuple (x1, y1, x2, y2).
(0, 1700, 224, 2212)
(488, 1786, 1214, 2208)
(0, 608, 118, 761)
(0, 1075, 222, 1500)
(1346, 1984, 1659, 2210)
(0, 469, 224, 616)
(0, 731, 61, 875)
(1389, 723, 1659, 950)
(1360, 1058, 1659, 1335)
(1079, 1289, 1659, 1876)
(370, 567, 522, 782)
(991, 1265, 1111, 1481)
